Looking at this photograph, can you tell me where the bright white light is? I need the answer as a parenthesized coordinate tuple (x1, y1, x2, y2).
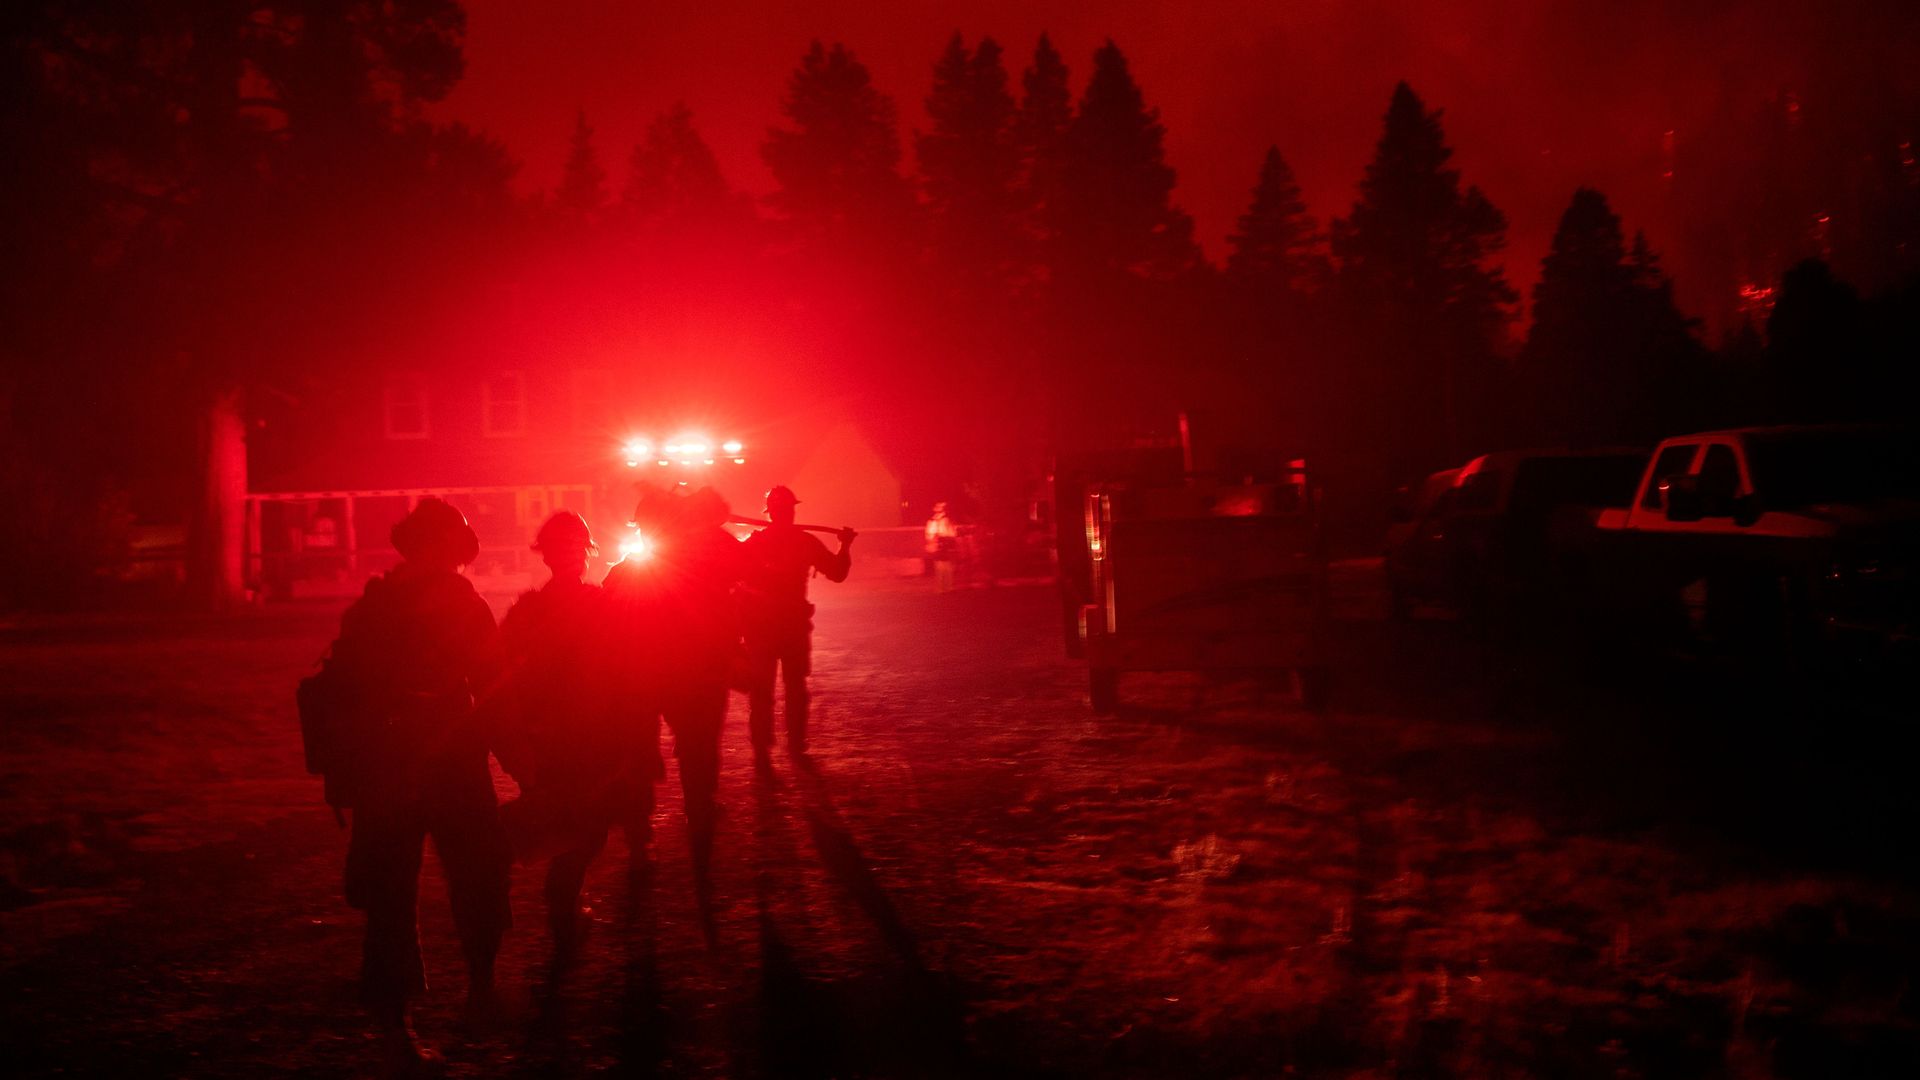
(618, 531, 653, 562)
(622, 437, 651, 460)
(722, 440, 743, 455)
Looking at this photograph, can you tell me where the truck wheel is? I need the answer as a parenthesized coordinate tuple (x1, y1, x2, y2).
(1297, 666, 1332, 713)
(1090, 666, 1120, 715)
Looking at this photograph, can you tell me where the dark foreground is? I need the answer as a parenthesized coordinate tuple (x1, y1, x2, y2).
(3, 567, 1916, 1077)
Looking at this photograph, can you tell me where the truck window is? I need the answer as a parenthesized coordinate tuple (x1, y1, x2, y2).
(1641, 445, 1698, 509)
(1698, 444, 1742, 514)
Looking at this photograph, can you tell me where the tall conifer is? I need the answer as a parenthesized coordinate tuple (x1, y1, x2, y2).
(1227, 146, 1326, 294)
(762, 41, 909, 246)
(1055, 40, 1196, 278)
(1015, 34, 1073, 259)
(623, 103, 739, 234)
(1331, 82, 1515, 464)
(1523, 189, 1703, 443)
(917, 34, 1021, 283)
(555, 110, 607, 218)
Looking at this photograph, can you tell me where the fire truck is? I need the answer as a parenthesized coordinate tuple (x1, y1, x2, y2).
(610, 431, 751, 560)
(1065, 457, 1331, 714)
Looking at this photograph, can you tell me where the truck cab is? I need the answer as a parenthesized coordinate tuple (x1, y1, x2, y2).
(1598, 425, 1920, 659)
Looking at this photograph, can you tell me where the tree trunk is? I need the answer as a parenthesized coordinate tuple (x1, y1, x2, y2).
(188, 384, 247, 609)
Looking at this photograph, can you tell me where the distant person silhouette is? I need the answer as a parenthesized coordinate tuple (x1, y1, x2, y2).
(926, 501, 958, 592)
(321, 497, 508, 1074)
(487, 511, 631, 968)
(738, 486, 854, 767)
(602, 485, 747, 874)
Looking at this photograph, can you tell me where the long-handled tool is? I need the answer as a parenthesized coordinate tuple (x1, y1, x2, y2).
(726, 516, 854, 538)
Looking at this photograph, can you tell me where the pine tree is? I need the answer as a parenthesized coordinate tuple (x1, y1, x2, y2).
(1014, 34, 1073, 260)
(917, 34, 1021, 285)
(1523, 190, 1704, 443)
(762, 41, 910, 247)
(1522, 188, 1634, 442)
(1331, 82, 1515, 465)
(555, 110, 607, 219)
(1765, 258, 1865, 422)
(1226, 146, 1326, 294)
(1055, 40, 1196, 278)
(623, 102, 740, 235)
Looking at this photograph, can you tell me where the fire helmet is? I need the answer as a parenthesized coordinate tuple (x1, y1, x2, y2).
(532, 511, 596, 555)
(391, 497, 480, 567)
(765, 485, 800, 509)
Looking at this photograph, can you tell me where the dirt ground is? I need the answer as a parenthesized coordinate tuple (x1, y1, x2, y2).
(3, 564, 1916, 1077)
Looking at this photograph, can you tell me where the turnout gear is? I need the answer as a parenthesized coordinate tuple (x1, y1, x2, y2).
(739, 486, 853, 756)
(603, 486, 748, 871)
(321, 560, 508, 1032)
(489, 525, 636, 961)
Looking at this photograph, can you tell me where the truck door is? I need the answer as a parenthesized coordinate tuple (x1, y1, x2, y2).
(1639, 442, 1700, 524)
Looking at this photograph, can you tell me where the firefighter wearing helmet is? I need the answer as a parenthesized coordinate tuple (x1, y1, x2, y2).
(486, 511, 632, 965)
(602, 483, 749, 873)
(738, 485, 855, 767)
(316, 497, 508, 1072)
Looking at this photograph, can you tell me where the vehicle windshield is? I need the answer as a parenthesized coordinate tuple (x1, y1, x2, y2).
(1746, 429, 1920, 507)
(1509, 454, 1647, 515)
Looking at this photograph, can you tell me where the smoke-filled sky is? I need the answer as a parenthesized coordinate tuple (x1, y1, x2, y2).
(438, 0, 1917, 319)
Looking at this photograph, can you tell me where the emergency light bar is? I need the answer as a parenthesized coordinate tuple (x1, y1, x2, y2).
(621, 433, 747, 468)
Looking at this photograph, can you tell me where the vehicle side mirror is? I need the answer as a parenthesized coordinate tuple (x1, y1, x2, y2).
(1661, 475, 1703, 522)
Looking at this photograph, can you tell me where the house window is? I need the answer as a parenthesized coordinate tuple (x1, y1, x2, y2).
(383, 374, 429, 440)
(482, 372, 527, 437)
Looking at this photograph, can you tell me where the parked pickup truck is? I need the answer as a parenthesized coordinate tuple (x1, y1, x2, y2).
(1387, 448, 1647, 622)
(1596, 424, 1920, 661)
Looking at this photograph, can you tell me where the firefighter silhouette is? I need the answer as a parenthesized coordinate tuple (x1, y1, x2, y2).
(739, 485, 853, 765)
(925, 501, 958, 592)
(323, 497, 509, 1072)
(486, 511, 633, 966)
(602, 484, 747, 874)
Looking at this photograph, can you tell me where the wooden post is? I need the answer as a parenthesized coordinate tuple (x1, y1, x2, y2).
(343, 494, 358, 577)
(244, 497, 261, 593)
(189, 383, 247, 610)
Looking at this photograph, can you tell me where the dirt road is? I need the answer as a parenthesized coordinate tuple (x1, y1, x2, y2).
(4, 569, 1916, 1076)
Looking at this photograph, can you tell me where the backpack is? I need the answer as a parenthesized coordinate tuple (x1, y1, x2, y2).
(296, 647, 372, 811)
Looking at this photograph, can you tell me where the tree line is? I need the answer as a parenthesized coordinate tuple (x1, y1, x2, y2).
(3, 7, 1916, 605)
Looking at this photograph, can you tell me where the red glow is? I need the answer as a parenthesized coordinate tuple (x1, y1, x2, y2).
(1737, 281, 1778, 323)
